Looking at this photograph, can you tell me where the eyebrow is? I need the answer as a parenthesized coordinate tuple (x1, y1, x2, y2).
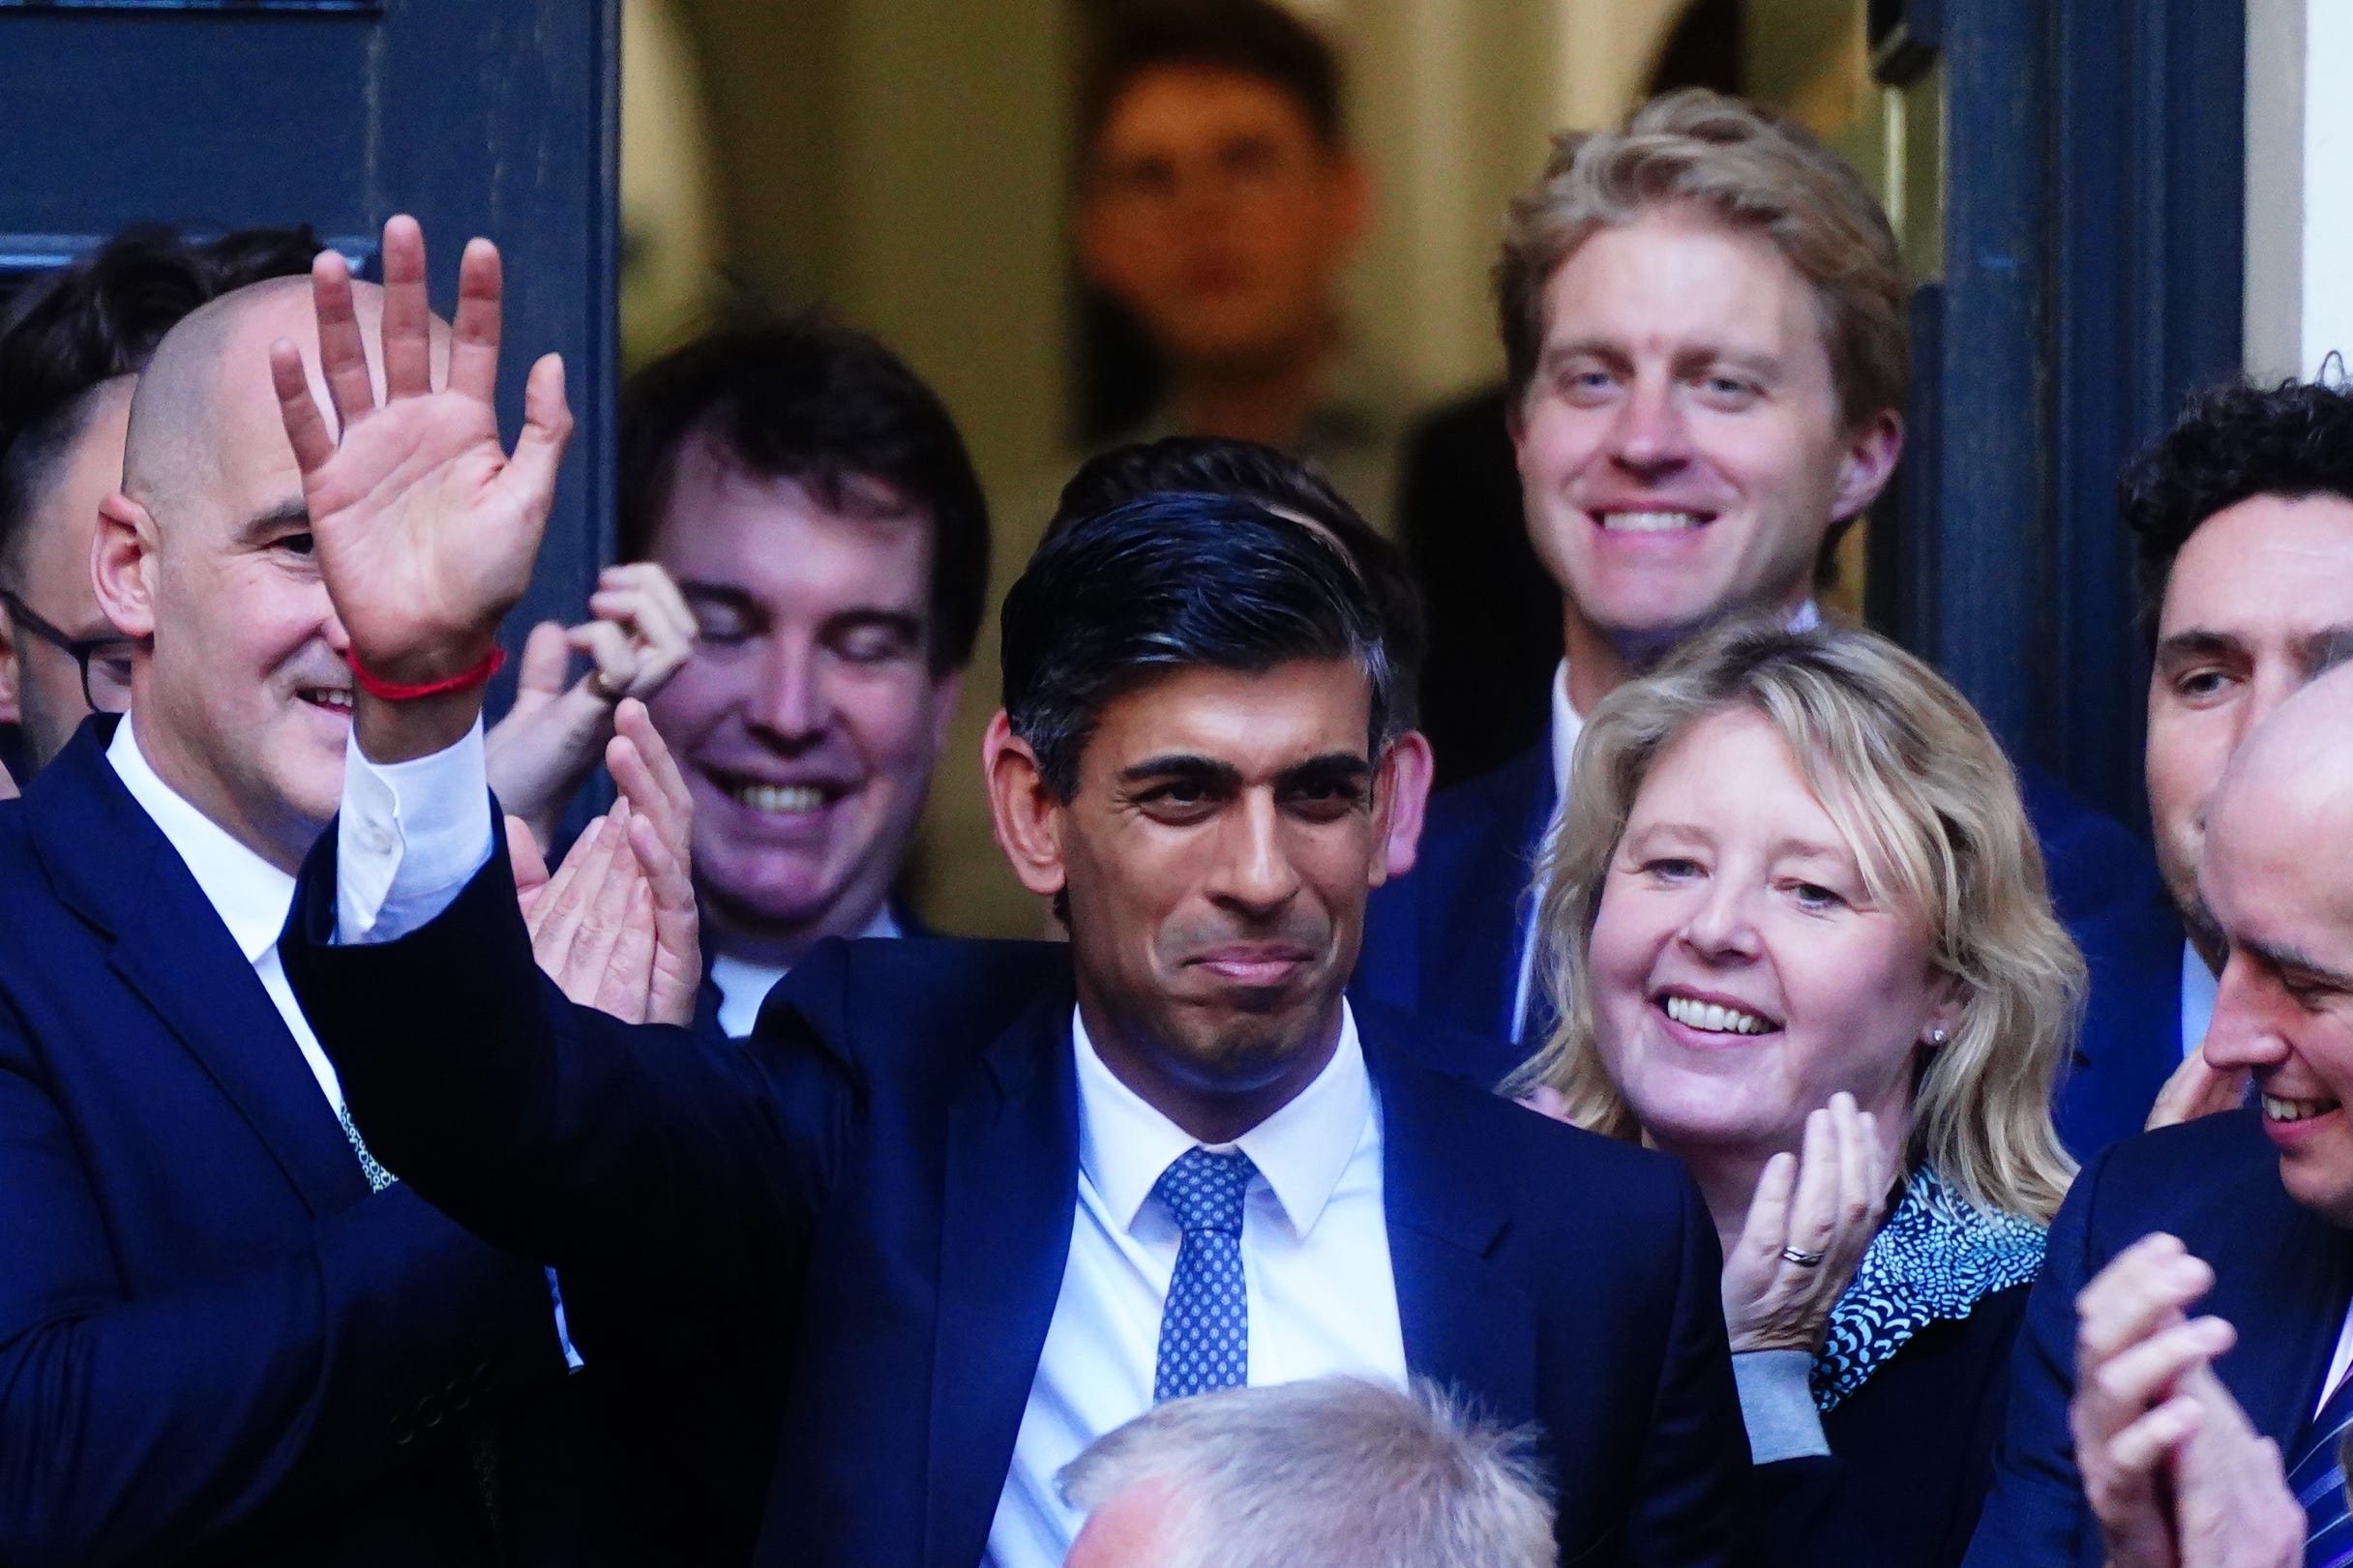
(2240, 934, 2353, 991)
(2299, 624, 2353, 677)
(1768, 835, 1858, 865)
(1115, 752, 1371, 789)
(1118, 754, 1244, 791)
(2153, 628, 2245, 664)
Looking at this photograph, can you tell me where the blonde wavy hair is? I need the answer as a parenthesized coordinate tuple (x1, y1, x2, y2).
(1506, 620, 2081, 1222)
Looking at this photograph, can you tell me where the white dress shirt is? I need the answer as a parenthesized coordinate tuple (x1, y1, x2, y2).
(2181, 940, 2218, 1058)
(710, 903, 900, 1039)
(986, 1005, 1406, 1568)
(108, 715, 359, 1110)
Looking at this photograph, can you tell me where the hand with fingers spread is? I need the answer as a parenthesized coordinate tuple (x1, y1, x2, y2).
(269, 214, 572, 763)
(1721, 1093, 1894, 1353)
(2072, 1234, 2304, 1568)
(485, 562, 699, 841)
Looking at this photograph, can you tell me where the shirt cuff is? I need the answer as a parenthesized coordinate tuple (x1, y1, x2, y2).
(336, 720, 496, 945)
(1733, 1348, 1832, 1463)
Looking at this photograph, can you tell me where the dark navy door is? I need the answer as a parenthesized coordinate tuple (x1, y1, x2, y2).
(0, 0, 620, 649)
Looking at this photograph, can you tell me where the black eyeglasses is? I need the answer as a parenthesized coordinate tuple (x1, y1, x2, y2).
(0, 589, 135, 714)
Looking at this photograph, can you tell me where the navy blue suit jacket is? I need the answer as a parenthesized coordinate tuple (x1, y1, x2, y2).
(0, 721, 577, 1567)
(282, 831, 1758, 1568)
(1963, 1109, 2353, 1565)
(1357, 736, 2187, 1156)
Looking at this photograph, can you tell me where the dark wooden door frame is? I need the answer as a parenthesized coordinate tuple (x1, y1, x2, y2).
(1867, 0, 2246, 829)
(0, 0, 621, 686)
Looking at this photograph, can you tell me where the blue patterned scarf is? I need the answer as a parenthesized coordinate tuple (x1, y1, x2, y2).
(1810, 1164, 2046, 1410)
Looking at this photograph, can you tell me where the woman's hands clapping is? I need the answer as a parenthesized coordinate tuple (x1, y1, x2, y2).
(1721, 1092, 1893, 1353)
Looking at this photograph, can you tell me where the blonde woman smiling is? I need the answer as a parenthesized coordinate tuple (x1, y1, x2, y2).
(1514, 620, 2083, 1568)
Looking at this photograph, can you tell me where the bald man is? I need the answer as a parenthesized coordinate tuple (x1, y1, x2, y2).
(1965, 666, 2353, 1565)
(0, 229, 611, 1565)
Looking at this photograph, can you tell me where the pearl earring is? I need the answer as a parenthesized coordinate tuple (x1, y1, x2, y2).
(1926, 1025, 1951, 1048)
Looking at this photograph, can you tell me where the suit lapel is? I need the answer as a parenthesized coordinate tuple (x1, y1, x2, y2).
(924, 970, 1082, 1566)
(30, 722, 368, 1216)
(1362, 1010, 1537, 1428)
(1432, 743, 1557, 1044)
(2214, 1194, 2353, 1448)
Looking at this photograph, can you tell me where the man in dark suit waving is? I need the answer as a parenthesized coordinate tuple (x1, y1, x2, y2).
(278, 220, 1754, 1567)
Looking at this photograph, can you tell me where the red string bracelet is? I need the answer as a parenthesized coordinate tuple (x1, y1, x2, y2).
(342, 645, 507, 702)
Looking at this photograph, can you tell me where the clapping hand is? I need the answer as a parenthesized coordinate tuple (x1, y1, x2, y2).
(270, 215, 572, 763)
(2073, 1234, 2303, 1568)
(512, 701, 700, 1027)
(1721, 1093, 1892, 1353)
(486, 562, 698, 843)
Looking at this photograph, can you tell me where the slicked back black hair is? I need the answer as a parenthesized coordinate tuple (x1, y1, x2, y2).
(1079, 0, 1347, 159)
(618, 316, 991, 675)
(0, 222, 321, 574)
(2120, 377, 2353, 632)
(1003, 488, 1392, 801)
(1048, 435, 1424, 730)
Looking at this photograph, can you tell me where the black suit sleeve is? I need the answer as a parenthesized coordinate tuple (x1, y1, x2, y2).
(279, 812, 849, 1300)
(1961, 1147, 2110, 1568)
(1623, 1172, 1759, 1568)
(0, 993, 558, 1566)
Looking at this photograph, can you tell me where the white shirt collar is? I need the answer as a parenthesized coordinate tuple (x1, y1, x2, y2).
(106, 713, 296, 963)
(1546, 660, 1586, 807)
(2181, 939, 2219, 1057)
(708, 903, 903, 1038)
(1551, 599, 1823, 804)
(1074, 1000, 1373, 1239)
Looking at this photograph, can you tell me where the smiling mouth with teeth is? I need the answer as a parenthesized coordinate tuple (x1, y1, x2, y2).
(1660, 993, 1776, 1036)
(1599, 510, 1710, 533)
(299, 689, 353, 713)
(730, 782, 831, 815)
(2263, 1093, 2341, 1123)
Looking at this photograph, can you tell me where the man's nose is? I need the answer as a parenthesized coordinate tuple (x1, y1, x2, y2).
(1208, 793, 1302, 913)
(321, 606, 351, 657)
(2201, 948, 2293, 1073)
(750, 637, 830, 743)
(1606, 377, 1693, 477)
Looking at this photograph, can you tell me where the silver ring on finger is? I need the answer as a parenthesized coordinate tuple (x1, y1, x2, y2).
(1778, 1246, 1827, 1268)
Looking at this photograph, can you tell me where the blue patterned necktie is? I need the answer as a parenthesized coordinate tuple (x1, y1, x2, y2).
(1150, 1146, 1257, 1403)
(2292, 1368, 2353, 1567)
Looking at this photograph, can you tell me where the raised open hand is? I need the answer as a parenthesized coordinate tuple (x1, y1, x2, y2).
(1721, 1093, 1892, 1353)
(269, 215, 571, 698)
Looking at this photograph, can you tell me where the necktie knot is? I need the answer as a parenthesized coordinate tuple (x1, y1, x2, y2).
(1153, 1146, 1256, 1238)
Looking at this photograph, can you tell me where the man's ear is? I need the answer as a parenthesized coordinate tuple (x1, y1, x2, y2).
(1830, 409, 1904, 523)
(982, 709, 1068, 902)
(1376, 729, 1434, 883)
(92, 490, 159, 639)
